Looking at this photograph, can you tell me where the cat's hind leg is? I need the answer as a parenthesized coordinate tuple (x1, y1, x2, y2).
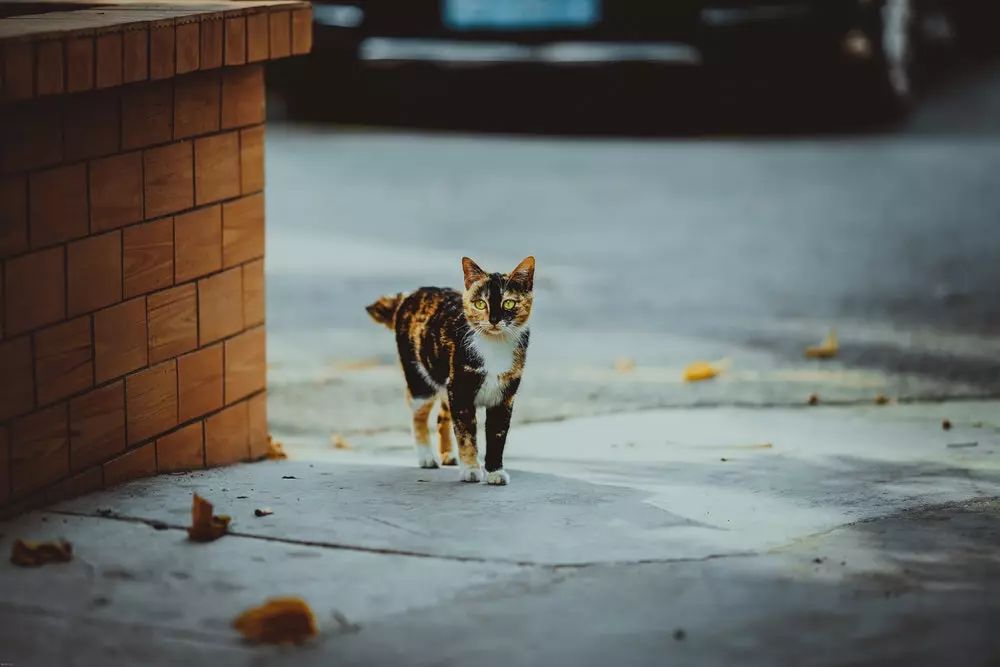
(407, 390, 438, 469)
(436, 396, 457, 466)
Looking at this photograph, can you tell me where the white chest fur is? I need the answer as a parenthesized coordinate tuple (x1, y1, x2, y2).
(468, 333, 519, 408)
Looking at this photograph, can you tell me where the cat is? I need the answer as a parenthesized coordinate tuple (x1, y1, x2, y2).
(366, 256, 534, 485)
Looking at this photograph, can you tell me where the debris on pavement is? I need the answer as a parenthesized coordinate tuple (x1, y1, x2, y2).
(942, 419, 952, 431)
(234, 597, 318, 644)
(614, 357, 636, 373)
(331, 434, 353, 450)
(874, 394, 890, 405)
(266, 435, 288, 460)
(673, 628, 686, 641)
(187, 494, 231, 542)
(946, 442, 979, 449)
(683, 361, 720, 382)
(805, 329, 838, 359)
(282, 475, 298, 479)
(807, 393, 820, 406)
(254, 508, 274, 517)
(10, 539, 73, 567)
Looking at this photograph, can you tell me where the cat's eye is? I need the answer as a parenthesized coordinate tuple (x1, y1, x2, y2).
(473, 299, 487, 310)
(502, 299, 516, 311)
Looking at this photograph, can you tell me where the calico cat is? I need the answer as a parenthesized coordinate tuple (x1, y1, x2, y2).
(366, 256, 534, 485)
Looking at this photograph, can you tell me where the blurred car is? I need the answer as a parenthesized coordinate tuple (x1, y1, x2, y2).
(309, 0, 998, 119)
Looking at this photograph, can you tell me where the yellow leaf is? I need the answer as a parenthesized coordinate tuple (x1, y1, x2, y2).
(10, 539, 73, 567)
(234, 597, 318, 644)
(614, 357, 636, 374)
(683, 361, 720, 382)
(330, 434, 353, 450)
(187, 494, 231, 542)
(805, 329, 839, 359)
(266, 435, 288, 460)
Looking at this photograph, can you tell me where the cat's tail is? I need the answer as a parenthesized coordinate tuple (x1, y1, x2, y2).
(365, 293, 406, 329)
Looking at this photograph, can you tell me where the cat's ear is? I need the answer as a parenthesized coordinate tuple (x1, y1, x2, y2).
(462, 257, 487, 289)
(510, 256, 535, 290)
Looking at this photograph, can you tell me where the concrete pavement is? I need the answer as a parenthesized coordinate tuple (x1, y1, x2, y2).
(2, 400, 998, 665)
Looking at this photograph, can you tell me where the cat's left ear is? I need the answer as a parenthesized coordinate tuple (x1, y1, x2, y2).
(510, 256, 535, 290)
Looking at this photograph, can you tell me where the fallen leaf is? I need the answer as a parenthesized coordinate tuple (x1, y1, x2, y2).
(187, 494, 231, 542)
(874, 394, 890, 405)
(683, 361, 720, 383)
(942, 419, 952, 431)
(614, 357, 636, 374)
(805, 329, 838, 359)
(330, 434, 352, 450)
(254, 508, 274, 517)
(234, 597, 318, 644)
(10, 539, 73, 567)
(807, 393, 820, 406)
(266, 435, 288, 460)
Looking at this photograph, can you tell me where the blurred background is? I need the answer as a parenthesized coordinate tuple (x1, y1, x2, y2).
(261, 0, 1000, 455)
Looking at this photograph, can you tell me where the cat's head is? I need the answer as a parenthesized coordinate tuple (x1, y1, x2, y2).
(461, 256, 534, 338)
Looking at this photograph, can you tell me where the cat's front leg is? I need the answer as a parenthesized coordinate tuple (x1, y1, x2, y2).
(485, 398, 514, 485)
(448, 388, 482, 482)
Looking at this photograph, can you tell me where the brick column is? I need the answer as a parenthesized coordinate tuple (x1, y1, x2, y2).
(0, 2, 311, 514)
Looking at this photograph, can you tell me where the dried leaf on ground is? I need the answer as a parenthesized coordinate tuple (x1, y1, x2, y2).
(266, 435, 288, 460)
(330, 434, 353, 450)
(10, 539, 73, 566)
(614, 357, 636, 374)
(187, 494, 231, 542)
(234, 597, 318, 644)
(254, 508, 274, 517)
(805, 329, 839, 359)
(683, 361, 720, 383)
(874, 394, 890, 405)
(942, 419, 952, 431)
(807, 393, 820, 406)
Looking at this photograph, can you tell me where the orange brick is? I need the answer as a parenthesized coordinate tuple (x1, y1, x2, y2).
(247, 391, 268, 459)
(34, 316, 93, 405)
(247, 12, 269, 62)
(174, 205, 222, 282)
(44, 466, 103, 504)
(176, 22, 200, 74)
(124, 218, 174, 297)
(94, 298, 147, 382)
(96, 32, 123, 89)
(104, 442, 156, 487)
(67, 230, 122, 316)
(1, 101, 62, 172)
(11, 403, 69, 497)
(243, 258, 265, 326)
(144, 141, 193, 218)
(0, 175, 28, 257)
(198, 267, 243, 343)
(123, 27, 149, 83)
(205, 400, 248, 466)
(221, 64, 264, 129)
(195, 131, 240, 205)
(269, 11, 291, 59)
(174, 70, 220, 139)
(3, 41, 34, 100)
(29, 163, 88, 247)
(148, 283, 197, 363)
(156, 421, 204, 472)
(126, 360, 177, 445)
(291, 8, 313, 55)
(66, 36, 95, 93)
(64, 91, 120, 161)
(224, 16, 246, 66)
(36, 39, 65, 96)
(122, 80, 173, 150)
(222, 193, 264, 267)
(0, 426, 9, 504)
(225, 326, 265, 404)
(200, 16, 224, 70)
(70, 380, 125, 471)
(240, 125, 265, 194)
(177, 344, 223, 422)
(90, 151, 143, 231)
(0, 336, 34, 421)
(150, 22, 176, 80)
(5, 247, 65, 335)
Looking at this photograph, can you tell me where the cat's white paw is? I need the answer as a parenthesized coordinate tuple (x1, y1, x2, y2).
(415, 446, 438, 469)
(485, 469, 510, 486)
(458, 465, 484, 483)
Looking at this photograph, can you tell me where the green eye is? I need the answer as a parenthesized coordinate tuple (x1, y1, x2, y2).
(502, 299, 516, 311)
(473, 299, 487, 310)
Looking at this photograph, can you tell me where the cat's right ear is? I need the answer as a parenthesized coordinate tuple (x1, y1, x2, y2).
(462, 257, 486, 289)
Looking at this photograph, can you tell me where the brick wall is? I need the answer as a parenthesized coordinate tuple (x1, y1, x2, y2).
(0, 5, 310, 513)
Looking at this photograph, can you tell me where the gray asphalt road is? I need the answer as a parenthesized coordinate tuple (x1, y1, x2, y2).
(263, 61, 1000, 446)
